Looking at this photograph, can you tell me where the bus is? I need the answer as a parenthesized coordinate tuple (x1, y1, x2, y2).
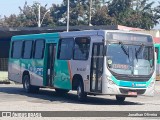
(8, 30, 156, 102)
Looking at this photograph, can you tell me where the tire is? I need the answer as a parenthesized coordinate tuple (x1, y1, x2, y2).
(23, 75, 39, 93)
(55, 88, 69, 94)
(116, 95, 125, 102)
(23, 75, 31, 93)
(77, 81, 87, 101)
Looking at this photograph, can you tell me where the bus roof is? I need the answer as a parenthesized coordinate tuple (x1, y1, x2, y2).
(59, 30, 152, 38)
(11, 32, 59, 40)
(11, 30, 152, 40)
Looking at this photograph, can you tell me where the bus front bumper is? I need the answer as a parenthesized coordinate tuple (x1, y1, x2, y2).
(102, 80, 155, 97)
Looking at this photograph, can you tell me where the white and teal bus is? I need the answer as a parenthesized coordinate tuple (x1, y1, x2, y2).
(8, 30, 156, 102)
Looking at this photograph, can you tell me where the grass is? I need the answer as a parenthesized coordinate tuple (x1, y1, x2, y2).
(0, 71, 10, 84)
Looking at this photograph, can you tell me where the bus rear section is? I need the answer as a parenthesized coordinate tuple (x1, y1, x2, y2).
(8, 33, 60, 92)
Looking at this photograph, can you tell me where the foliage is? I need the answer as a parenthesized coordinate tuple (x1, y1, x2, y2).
(1, 0, 160, 30)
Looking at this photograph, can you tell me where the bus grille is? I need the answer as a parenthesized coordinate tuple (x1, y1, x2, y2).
(114, 75, 150, 82)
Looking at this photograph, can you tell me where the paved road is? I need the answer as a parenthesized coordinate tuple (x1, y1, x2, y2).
(0, 81, 160, 119)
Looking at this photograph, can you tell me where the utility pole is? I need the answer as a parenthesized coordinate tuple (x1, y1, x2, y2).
(89, 0, 92, 26)
(67, 0, 70, 32)
(37, 3, 50, 27)
(38, 4, 41, 27)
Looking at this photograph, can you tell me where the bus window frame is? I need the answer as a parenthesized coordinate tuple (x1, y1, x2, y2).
(11, 40, 23, 59)
(33, 39, 45, 59)
(22, 40, 34, 59)
(73, 37, 91, 61)
(57, 38, 74, 60)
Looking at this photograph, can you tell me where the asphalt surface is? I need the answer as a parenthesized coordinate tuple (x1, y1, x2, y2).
(0, 81, 160, 120)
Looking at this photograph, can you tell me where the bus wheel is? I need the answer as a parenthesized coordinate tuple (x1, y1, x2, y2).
(116, 95, 125, 102)
(55, 88, 69, 94)
(23, 75, 31, 93)
(23, 75, 39, 93)
(77, 81, 87, 101)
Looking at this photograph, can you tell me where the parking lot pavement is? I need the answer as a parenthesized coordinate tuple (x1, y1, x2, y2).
(0, 81, 160, 119)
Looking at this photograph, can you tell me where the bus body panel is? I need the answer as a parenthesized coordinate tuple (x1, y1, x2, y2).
(102, 64, 155, 96)
(9, 33, 59, 87)
(154, 43, 160, 80)
(59, 32, 105, 92)
(8, 59, 22, 83)
(53, 60, 72, 90)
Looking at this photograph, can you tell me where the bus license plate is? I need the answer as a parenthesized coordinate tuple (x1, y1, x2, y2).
(128, 91, 137, 96)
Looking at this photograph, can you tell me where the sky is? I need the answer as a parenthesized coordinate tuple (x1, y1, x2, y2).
(0, 0, 63, 17)
(0, 0, 160, 29)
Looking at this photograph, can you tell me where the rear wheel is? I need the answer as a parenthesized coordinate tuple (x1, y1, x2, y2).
(23, 75, 39, 93)
(77, 81, 87, 101)
(116, 95, 125, 102)
(23, 75, 31, 93)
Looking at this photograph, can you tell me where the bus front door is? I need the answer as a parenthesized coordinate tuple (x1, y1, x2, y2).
(90, 43, 104, 93)
(46, 43, 56, 87)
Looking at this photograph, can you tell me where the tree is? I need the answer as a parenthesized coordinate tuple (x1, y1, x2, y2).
(4, 14, 21, 27)
(2, 0, 160, 29)
(4, 2, 54, 27)
(50, 4, 65, 26)
(91, 6, 116, 25)
(18, 2, 54, 27)
(106, 0, 159, 29)
(153, 1, 160, 27)
(56, 0, 89, 26)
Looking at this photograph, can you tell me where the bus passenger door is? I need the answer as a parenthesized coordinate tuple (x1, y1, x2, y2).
(90, 43, 104, 93)
(46, 43, 56, 87)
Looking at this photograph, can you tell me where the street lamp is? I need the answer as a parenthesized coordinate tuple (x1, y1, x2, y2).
(89, 0, 92, 26)
(38, 4, 50, 27)
(67, 0, 70, 32)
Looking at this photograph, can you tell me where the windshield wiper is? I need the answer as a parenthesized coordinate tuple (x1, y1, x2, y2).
(119, 42, 129, 59)
(135, 44, 144, 62)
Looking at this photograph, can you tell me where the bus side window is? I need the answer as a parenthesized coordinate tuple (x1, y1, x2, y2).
(58, 38, 74, 60)
(34, 39, 45, 59)
(11, 41, 23, 59)
(73, 37, 90, 60)
(22, 40, 33, 59)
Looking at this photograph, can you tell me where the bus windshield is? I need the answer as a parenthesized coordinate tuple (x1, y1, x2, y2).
(106, 43, 154, 76)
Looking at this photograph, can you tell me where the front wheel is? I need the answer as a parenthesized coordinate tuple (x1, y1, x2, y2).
(116, 95, 125, 102)
(77, 81, 87, 101)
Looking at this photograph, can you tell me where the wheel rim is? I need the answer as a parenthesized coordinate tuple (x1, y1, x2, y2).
(24, 77, 29, 90)
(77, 85, 81, 98)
